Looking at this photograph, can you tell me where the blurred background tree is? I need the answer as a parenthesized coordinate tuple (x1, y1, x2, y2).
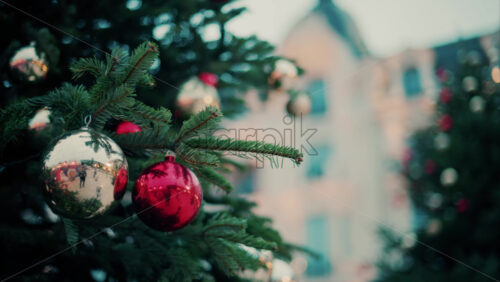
(376, 51, 500, 281)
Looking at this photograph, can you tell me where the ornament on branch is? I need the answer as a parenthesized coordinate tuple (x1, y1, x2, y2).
(42, 127, 128, 219)
(29, 107, 51, 131)
(133, 155, 202, 231)
(469, 96, 485, 113)
(287, 91, 312, 117)
(116, 121, 141, 134)
(238, 245, 274, 280)
(268, 59, 298, 91)
(440, 167, 458, 187)
(439, 87, 452, 104)
(9, 44, 48, 82)
(438, 115, 453, 132)
(176, 73, 220, 115)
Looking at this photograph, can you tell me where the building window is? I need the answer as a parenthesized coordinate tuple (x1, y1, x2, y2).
(307, 79, 327, 115)
(307, 145, 331, 179)
(402, 67, 423, 97)
(306, 215, 332, 277)
(332, 215, 352, 256)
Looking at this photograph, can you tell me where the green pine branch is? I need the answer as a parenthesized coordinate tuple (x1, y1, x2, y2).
(175, 107, 222, 144)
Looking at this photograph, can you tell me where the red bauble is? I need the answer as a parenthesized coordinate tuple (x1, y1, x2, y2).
(439, 87, 452, 103)
(456, 198, 469, 213)
(198, 72, 218, 88)
(438, 115, 453, 131)
(133, 156, 203, 231)
(424, 159, 436, 175)
(116, 121, 141, 134)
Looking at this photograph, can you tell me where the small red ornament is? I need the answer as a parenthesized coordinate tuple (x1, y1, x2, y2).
(424, 159, 436, 175)
(439, 87, 452, 103)
(133, 156, 203, 231)
(116, 121, 141, 134)
(438, 115, 453, 131)
(198, 72, 218, 88)
(456, 198, 469, 213)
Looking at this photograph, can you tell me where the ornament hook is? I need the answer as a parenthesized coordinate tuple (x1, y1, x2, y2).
(84, 115, 92, 127)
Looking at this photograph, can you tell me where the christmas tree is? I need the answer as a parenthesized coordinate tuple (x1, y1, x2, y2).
(0, 1, 310, 281)
(376, 49, 500, 281)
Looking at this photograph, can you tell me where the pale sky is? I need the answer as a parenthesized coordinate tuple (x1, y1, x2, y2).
(226, 0, 500, 57)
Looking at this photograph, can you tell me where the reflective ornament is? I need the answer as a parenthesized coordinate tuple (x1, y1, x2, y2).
(29, 107, 51, 131)
(133, 156, 202, 231)
(176, 75, 220, 115)
(462, 76, 478, 92)
(116, 120, 141, 134)
(469, 96, 485, 113)
(42, 127, 128, 219)
(198, 72, 218, 87)
(9, 44, 48, 82)
(438, 115, 453, 131)
(286, 92, 312, 116)
(269, 59, 298, 91)
(440, 168, 458, 187)
(439, 87, 452, 103)
(238, 244, 273, 281)
(434, 133, 450, 150)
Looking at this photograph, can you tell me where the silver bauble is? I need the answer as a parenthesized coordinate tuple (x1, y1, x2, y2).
(176, 76, 220, 115)
(9, 45, 48, 82)
(287, 92, 312, 117)
(42, 127, 128, 219)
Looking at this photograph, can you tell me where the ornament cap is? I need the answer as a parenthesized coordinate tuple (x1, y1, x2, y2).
(165, 155, 176, 162)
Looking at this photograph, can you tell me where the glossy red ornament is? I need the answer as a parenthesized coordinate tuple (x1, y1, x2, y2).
(438, 115, 453, 132)
(133, 156, 203, 231)
(439, 87, 452, 103)
(116, 121, 141, 134)
(198, 72, 218, 88)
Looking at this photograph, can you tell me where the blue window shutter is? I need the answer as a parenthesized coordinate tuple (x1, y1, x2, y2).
(403, 68, 423, 97)
(307, 80, 327, 115)
(307, 145, 331, 179)
(306, 215, 332, 276)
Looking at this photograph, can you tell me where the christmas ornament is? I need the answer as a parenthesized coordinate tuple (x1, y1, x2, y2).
(462, 76, 478, 92)
(269, 59, 298, 91)
(116, 121, 141, 134)
(426, 219, 442, 236)
(238, 245, 273, 280)
(439, 87, 452, 103)
(424, 159, 436, 175)
(469, 96, 485, 113)
(434, 133, 450, 150)
(176, 75, 220, 115)
(9, 44, 48, 82)
(456, 198, 469, 213)
(42, 127, 128, 219)
(440, 167, 458, 187)
(438, 115, 453, 131)
(286, 92, 312, 116)
(29, 107, 51, 131)
(133, 155, 202, 231)
(270, 259, 295, 281)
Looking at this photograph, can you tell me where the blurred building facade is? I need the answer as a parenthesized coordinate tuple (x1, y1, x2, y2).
(224, 1, 499, 281)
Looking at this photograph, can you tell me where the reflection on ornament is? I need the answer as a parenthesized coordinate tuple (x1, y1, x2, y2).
(469, 96, 485, 113)
(176, 76, 220, 114)
(29, 107, 51, 131)
(462, 76, 478, 92)
(492, 66, 500, 84)
(287, 92, 312, 117)
(440, 168, 458, 187)
(269, 59, 298, 91)
(238, 244, 273, 280)
(434, 133, 450, 150)
(133, 156, 202, 231)
(42, 127, 128, 219)
(426, 219, 441, 236)
(9, 45, 48, 82)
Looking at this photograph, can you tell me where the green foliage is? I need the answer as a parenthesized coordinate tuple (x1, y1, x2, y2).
(62, 218, 79, 253)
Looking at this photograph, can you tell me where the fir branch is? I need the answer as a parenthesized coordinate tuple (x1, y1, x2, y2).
(62, 218, 79, 253)
(194, 167, 233, 193)
(122, 42, 159, 85)
(175, 107, 222, 144)
(176, 143, 221, 167)
(185, 137, 303, 164)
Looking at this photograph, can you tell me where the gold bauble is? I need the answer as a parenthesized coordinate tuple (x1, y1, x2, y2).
(176, 76, 220, 115)
(42, 127, 128, 219)
(9, 45, 48, 82)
